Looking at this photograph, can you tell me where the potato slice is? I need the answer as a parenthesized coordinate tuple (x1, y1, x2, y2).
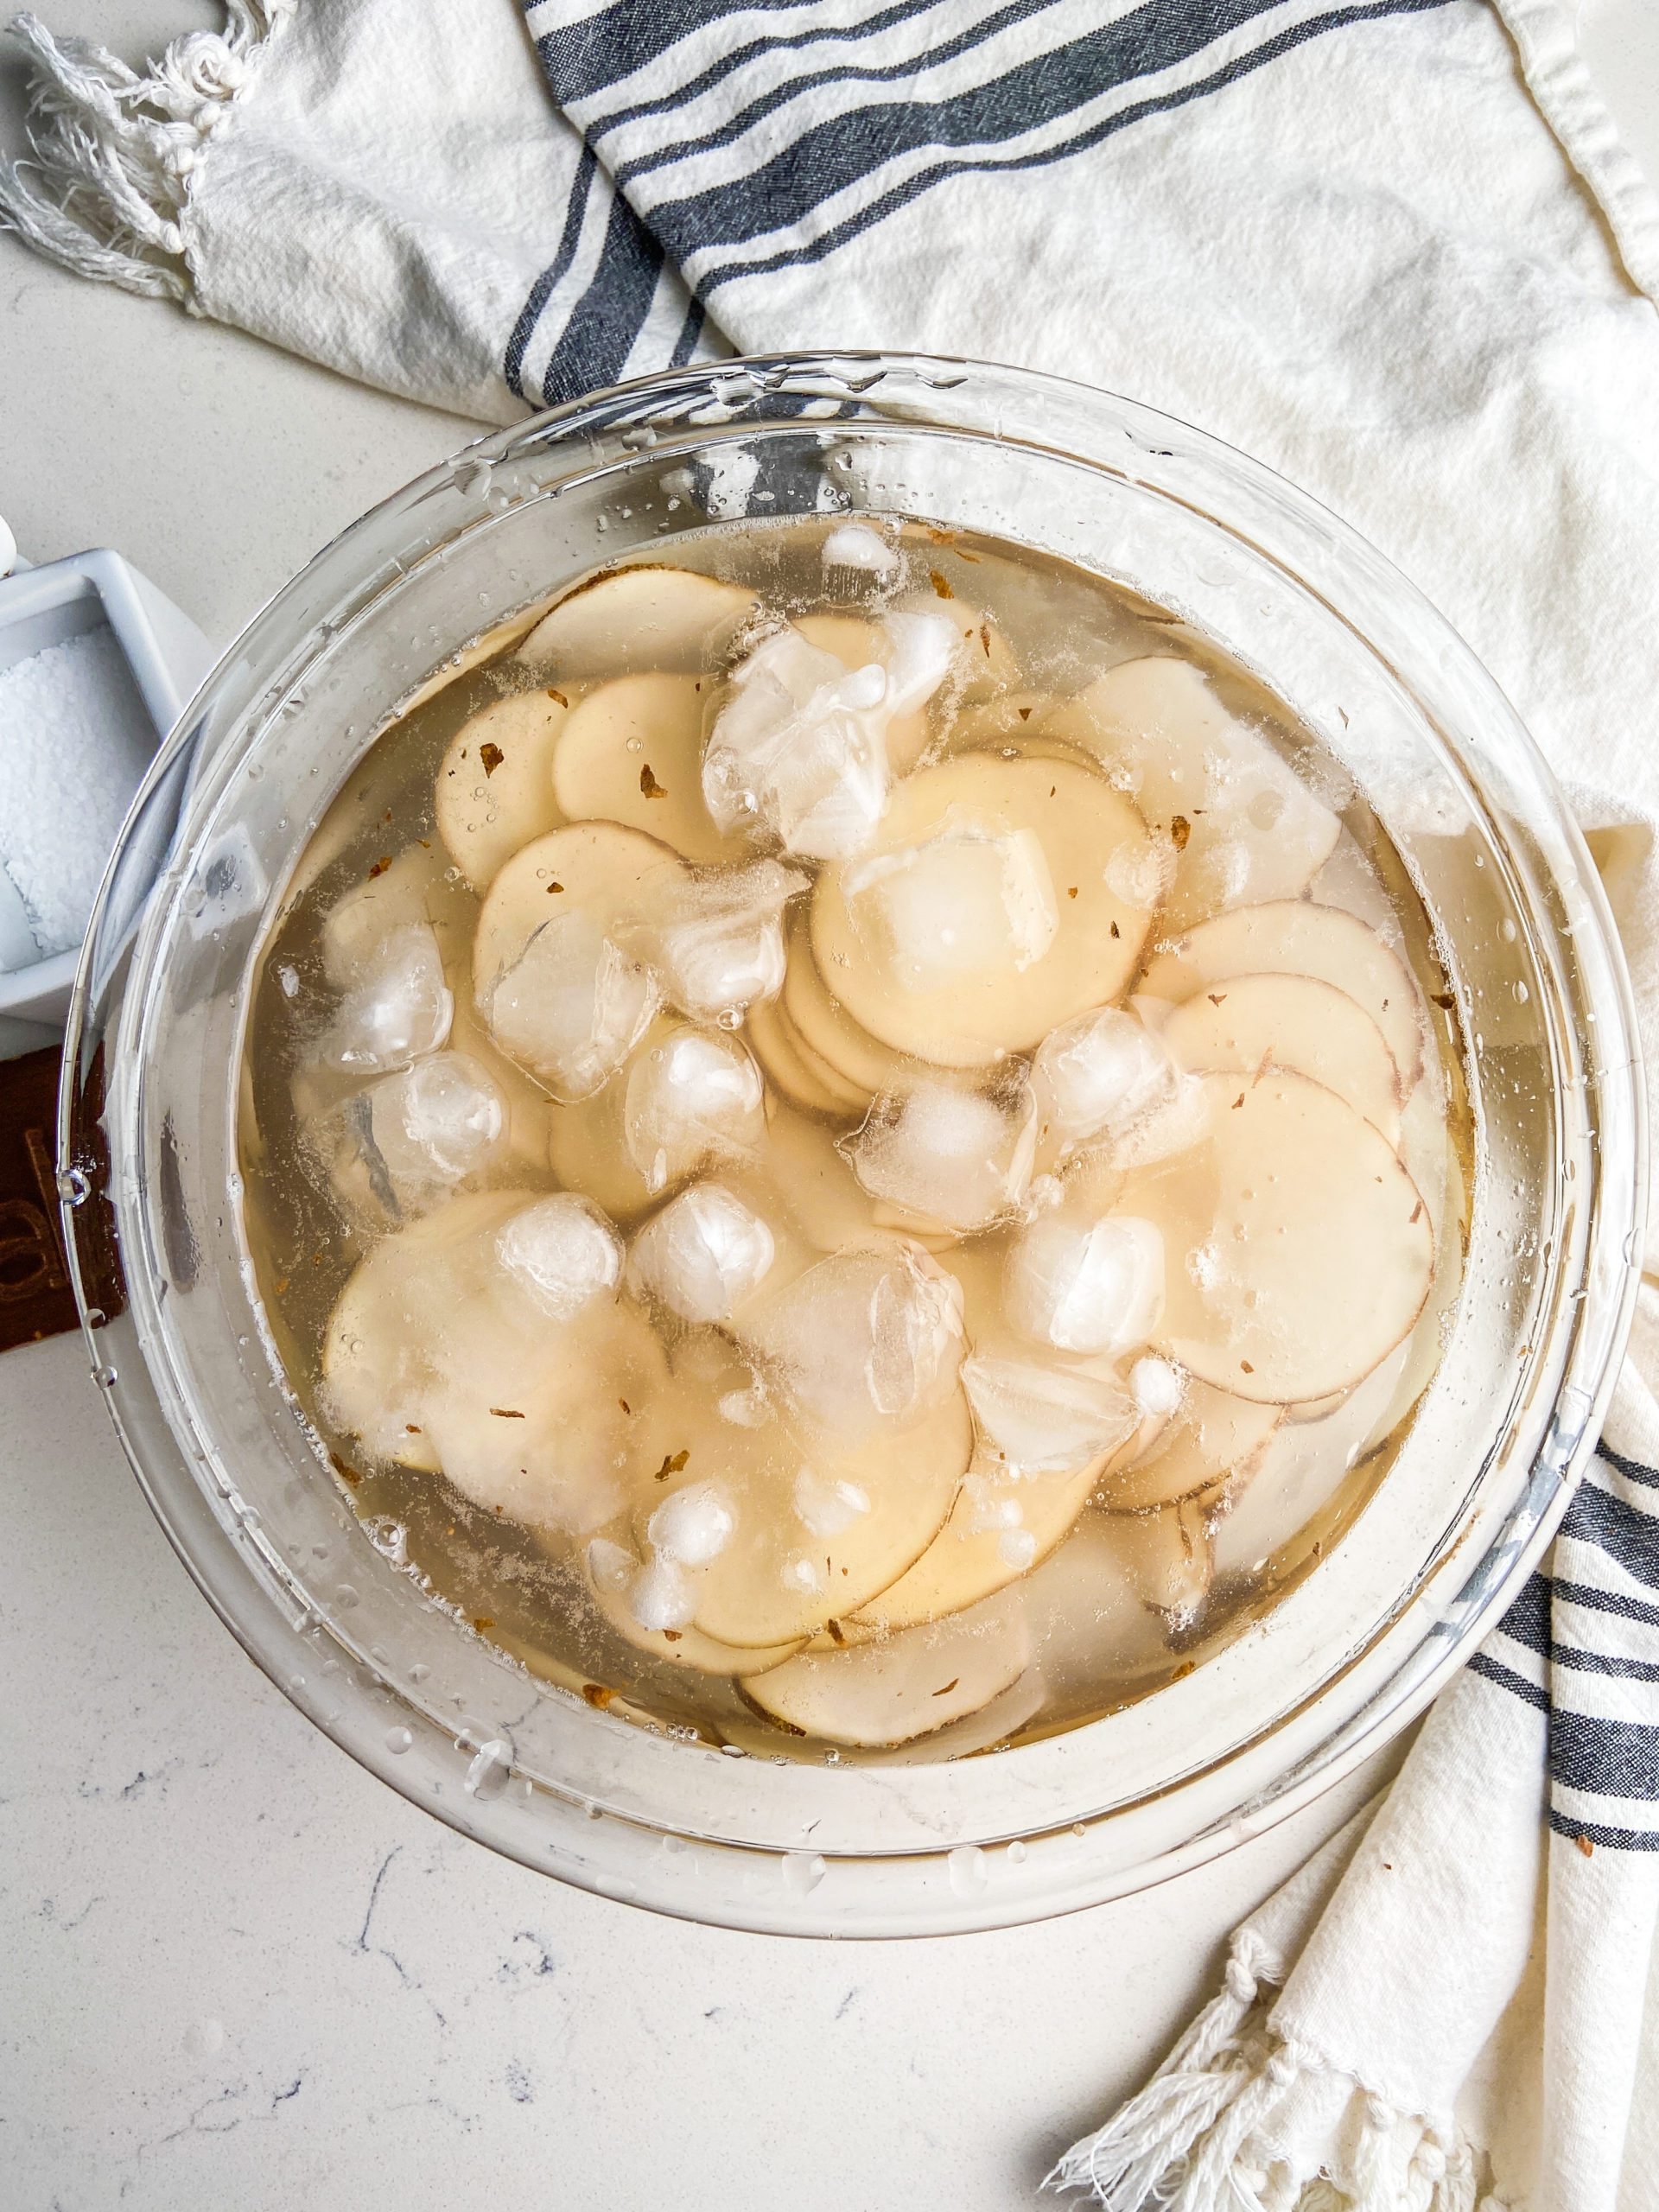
(472, 822, 680, 1099)
(1115, 1070, 1433, 1404)
(745, 994, 861, 1117)
(582, 1524, 804, 1677)
(321, 837, 478, 985)
(850, 1410, 1154, 1635)
(515, 564, 756, 677)
(1045, 658, 1340, 932)
(938, 691, 1062, 755)
(1110, 1499, 1214, 1616)
(1099, 1381, 1282, 1511)
(776, 995, 873, 1113)
(1160, 971, 1402, 1146)
(741, 1586, 1033, 1746)
(780, 907, 911, 1097)
(793, 613, 931, 776)
(321, 1189, 670, 1532)
(758, 1103, 883, 1253)
(1140, 900, 1423, 1094)
(550, 672, 746, 865)
(812, 755, 1153, 1065)
(630, 1382, 973, 1648)
(436, 690, 570, 891)
(546, 1066, 658, 1224)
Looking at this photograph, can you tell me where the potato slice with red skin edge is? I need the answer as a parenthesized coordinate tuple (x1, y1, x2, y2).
(741, 1586, 1033, 1746)
(629, 1383, 972, 1648)
(812, 755, 1153, 1066)
(1140, 900, 1424, 1096)
(851, 1409, 1160, 1636)
(1100, 1382, 1282, 1512)
(746, 993, 858, 1118)
(551, 672, 747, 866)
(1114, 1070, 1433, 1404)
(474, 820, 682, 1000)
(793, 613, 931, 776)
(515, 564, 757, 677)
(780, 907, 912, 1099)
(321, 1189, 671, 1533)
(1160, 970, 1402, 1146)
(436, 690, 570, 892)
(580, 1521, 804, 1676)
(1045, 658, 1341, 933)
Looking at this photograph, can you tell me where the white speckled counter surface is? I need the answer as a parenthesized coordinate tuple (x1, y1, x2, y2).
(3, 6, 1655, 2204)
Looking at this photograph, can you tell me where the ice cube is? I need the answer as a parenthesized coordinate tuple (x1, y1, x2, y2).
(341, 1051, 506, 1220)
(844, 804, 1058, 991)
(878, 609, 959, 717)
(821, 523, 900, 577)
(495, 1193, 623, 1320)
(1031, 1008, 1176, 1151)
(1006, 1213, 1165, 1356)
(626, 1181, 776, 1324)
(587, 1535, 636, 1593)
(1103, 834, 1178, 912)
(702, 627, 887, 857)
(628, 1556, 696, 1631)
(624, 1027, 766, 1193)
(843, 1078, 1035, 1232)
(961, 1354, 1140, 1472)
(322, 922, 453, 1075)
(619, 859, 806, 1023)
(485, 906, 657, 1103)
(1129, 1355, 1185, 1417)
(745, 1241, 964, 1440)
(647, 1481, 737, 1566)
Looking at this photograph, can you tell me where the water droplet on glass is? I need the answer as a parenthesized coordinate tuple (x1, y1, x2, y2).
(1512, 981, 1529, 1005)
(948, 1846, 988, 1897)
(408, 1662, 430, 1683)
(92, 1363, 117, 1389)
(334, 1582, 359, 1610)
(784, 1851, 826, 1896)
(464, 1739, 512, 1800)
(58, 1166, 89, 1205)
(1006, 1839, 1028, 1866)
(84, 1306, 105, 1328)
(1501, 917, 1518, 944)
(385, 1726, 413, 1756)
(457, 458, 493, 499)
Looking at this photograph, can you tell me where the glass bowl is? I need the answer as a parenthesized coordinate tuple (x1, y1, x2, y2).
(58, 354, 1643, 1936)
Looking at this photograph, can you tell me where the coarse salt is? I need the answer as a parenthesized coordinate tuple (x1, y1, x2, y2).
(0, 626, 154, 964)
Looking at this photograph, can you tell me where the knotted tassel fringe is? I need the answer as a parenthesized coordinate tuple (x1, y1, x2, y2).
(0, 2, 291, 299)
(1045, 1928, 1485, 2211)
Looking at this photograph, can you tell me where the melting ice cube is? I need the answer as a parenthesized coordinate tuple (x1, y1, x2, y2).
(485, 906, 657, 1102)
(341, 1050, 505, 1220)
(1031, 1007, 1177, 1152)
(626, 1181, 777, 1324)
(745, 1241, 964, 1440)
(647, 1481, 737, 1566)
(844, 804, 1058, 992)
(619, 859, 805, 1023)
(962, 1355, 1141, 1473)
(843, 1078, 1035, 1232)
(624, 1027, 766, 1193)
(792, 1465, 872, 1537)
(322, 923, 453, 1076)
(496, 1193, 623, 1320)
(820, 522, 901, 577)
(1006, 1213, 1165, 1356)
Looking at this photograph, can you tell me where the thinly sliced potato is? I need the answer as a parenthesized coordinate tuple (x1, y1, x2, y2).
(1109, 1498, 1214, 1615)
(1141, 900, 1423, 1094)
(1045, 658, 1340, 931)
(630, 1382, 973, 1648)
(793, 613, 931, 776)
(758, 1103, 883, 1253)
(938, 692, 1062, 754)
(321, 838, 478, 984)
(474, 821, 679, 995)
(321, 1189, 670, 1531)
(582, 1522, 804, 1676)
(812, 755, 1152, 1065)
(746, 994, 859, 1117)
(742, 1586, 1033, 1745)
(1115, 1070, 1433, 1404)
(551, 672, 746, 865)
(1099, 1381, 1281, 1511)
(851, 1413, 1154, 1634)
(516, 564, 756, 677)
(436, 690, 570, 891)
(780, 908, 912, 1096)
(775, 994, 874, 1112)
(1160, 971, 1402, 1146)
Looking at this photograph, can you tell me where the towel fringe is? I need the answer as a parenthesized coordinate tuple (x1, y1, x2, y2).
(1045, 1929, 1483, 2212)
(0, 3, 291, 301)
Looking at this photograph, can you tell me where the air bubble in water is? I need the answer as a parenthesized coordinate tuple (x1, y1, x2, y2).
(948, 1845, 988, 1897)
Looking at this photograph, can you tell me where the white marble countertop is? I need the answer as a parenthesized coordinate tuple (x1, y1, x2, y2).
(3, 6, 1653, 2204)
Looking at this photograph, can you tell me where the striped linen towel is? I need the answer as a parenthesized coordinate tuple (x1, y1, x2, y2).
(7, 3, 1659, 2205)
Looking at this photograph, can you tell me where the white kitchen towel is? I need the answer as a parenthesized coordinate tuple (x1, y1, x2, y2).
(6, 5, 1659, 2208)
